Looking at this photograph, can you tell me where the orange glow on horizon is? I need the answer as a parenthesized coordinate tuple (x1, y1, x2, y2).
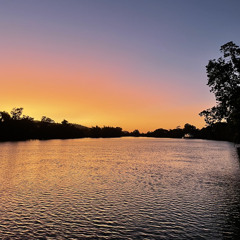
(0, 38, 212, 133)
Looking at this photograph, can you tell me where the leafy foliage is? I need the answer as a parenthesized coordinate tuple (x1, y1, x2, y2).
(200, 42, 240, 126)
(10, 107, 23, 120)
(41, 116, 55, 123)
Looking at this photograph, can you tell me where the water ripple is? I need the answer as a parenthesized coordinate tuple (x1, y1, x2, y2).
(0, 138, 240, 239)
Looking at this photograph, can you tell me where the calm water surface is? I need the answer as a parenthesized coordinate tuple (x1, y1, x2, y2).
(0, 138, 240, 239)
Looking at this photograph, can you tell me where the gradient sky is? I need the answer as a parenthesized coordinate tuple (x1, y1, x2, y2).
(1, 0, 240, 132)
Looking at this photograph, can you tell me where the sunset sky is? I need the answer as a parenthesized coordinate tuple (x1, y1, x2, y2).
(1, 0, 240, 132)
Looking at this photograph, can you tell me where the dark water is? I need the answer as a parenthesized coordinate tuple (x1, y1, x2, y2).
(0, 138, 240, 239)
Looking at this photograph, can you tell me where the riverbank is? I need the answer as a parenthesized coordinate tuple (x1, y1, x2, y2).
(1, 108, 239, 142)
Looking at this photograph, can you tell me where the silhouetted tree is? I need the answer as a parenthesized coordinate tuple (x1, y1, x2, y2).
(200, 41, 240, 125)
(61, 119, 69, 125)
(101, 126, 122, 137)
(10, 107, 23, 120)
(183, 123, 196, 134)
(22, 115, 34, 121)
(90, 126, 102, 138)
(169, 127, 184, 138)
(199, 41, 240, 142)
(151, 128, 168, 138)
(41, 116, 55, 123)
(0, 111, 11, 123)
(132, 129, 140, 137)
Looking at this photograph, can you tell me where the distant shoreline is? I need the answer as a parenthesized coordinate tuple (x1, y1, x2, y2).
(1, 135, 240, 159)
(1, 108, 239, 144)
(0, 135, 238, 143)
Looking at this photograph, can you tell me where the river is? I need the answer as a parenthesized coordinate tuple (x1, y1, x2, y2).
(0, 138, 239, 239)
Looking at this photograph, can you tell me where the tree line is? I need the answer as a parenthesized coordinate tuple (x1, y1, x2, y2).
(199, 41, 240, 143)
(0, 108, 124, 141)
(0, 107, 236, 142)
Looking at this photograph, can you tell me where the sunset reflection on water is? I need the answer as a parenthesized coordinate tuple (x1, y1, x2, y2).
(0, 138, 240, 239)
